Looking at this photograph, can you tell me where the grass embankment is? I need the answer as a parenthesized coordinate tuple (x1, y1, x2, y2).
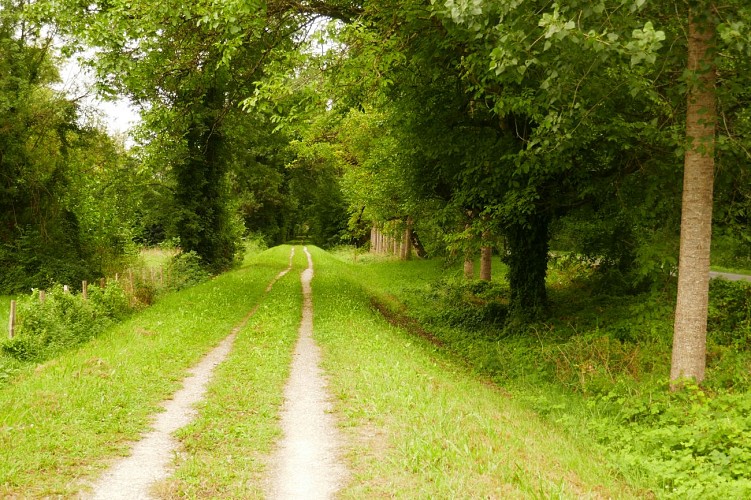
(0, 245, 293, 497)
(156, 247, 307, 497)
(310, 247, 639, 498)
(333, 249, 751, 498)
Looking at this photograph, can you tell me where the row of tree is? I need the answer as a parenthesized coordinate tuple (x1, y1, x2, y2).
(269, 0, 751, 384)
(3, 0, 750, 386)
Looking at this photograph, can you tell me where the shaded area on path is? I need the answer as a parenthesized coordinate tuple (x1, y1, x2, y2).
(266, 247, 348, 499)
(87, 249, 295, 499)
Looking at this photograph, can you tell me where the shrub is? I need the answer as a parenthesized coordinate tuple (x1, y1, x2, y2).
(2, 283, 130, 361)
(167, 251, 210, 291)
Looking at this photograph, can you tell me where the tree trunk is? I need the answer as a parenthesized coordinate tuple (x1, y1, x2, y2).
(464, 253, 474, 279)
(671, 9, 717, 386)
(480, 231, 492, 281)
(401, 217, 413, 260)
(410, 230, 428, 258)
(506, 212, 550, 322)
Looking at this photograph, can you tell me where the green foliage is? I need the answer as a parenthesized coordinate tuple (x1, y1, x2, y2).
(2, 284, 129, 361)
(345, 250, 751, 496)
(167, 251, 211, 291)
(0, 1, 141, 294)
(707, 279, 751, 348)
(423, 277, 509, 331)
(597, 383, 751, 498)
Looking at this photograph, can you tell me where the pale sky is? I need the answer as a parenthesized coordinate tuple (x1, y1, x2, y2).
(56, 55, 141, 136)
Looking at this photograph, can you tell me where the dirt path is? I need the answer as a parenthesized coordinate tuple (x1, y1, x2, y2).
(86, 249, 295, 499)
(710, 270, 751, 282)
(265, 247, 348, 499)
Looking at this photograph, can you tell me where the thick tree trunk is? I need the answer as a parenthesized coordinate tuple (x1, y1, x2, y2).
(480, 247, 492, 281)
(401, 217, 413, 260)
(506, 212, 549, 322)
(410, 230, 428, 258)
(671, 10, 717, 385)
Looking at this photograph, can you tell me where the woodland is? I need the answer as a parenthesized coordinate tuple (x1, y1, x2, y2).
(1, 0, 751, 495)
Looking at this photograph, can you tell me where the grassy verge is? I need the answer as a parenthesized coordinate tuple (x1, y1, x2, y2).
(331, 248, 751, 497)
(0, 246, 293, 497)
(157, 246, 306, 497)
(309, 247, 640, 498)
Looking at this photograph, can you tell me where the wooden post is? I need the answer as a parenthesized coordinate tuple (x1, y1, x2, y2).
(82, 281, 88, 300)
(63, 285, 70, 294)
(39, 290, 45, 303)
(115, 273, 119, 282)
(8, 300, 16, 339)
(100, 278, 106, 289)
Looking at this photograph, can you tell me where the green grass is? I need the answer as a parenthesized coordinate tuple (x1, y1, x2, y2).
(139, 247, 179, 268)
(328, 247, 751, 498)
(157, 246, 307, 497)
(309, 247, 641, 497)
(0, 246, 294, 497)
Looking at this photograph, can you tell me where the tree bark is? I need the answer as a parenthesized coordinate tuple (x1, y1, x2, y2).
(463, 255, 474, 279)
(671, 8, 717, 385)
(480, 230, 492, 281)
(506, 212, 550, 322)
(401, 217, 413, 260)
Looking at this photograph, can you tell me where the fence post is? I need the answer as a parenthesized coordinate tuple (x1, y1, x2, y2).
(100, 278, 106, 289)
(8, 300, 16, 339)
(39, 290, 46, 303)
(63, 285, 70, 294)
(82, 281, 88, 300)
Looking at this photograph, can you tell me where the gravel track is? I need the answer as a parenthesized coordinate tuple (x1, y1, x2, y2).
(85, 249, 295, 499)
(265, 247, 348, 499)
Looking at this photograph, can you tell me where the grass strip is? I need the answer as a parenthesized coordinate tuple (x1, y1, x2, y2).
(0, 246, 293, 497)
(309, 247, 640, 498)
(157, 246, 307, 497)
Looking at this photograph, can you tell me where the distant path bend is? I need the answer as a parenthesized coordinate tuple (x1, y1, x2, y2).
(86, 248, 296, 500)
(266, 246, 348, 499)
(710, 270, 751, 282)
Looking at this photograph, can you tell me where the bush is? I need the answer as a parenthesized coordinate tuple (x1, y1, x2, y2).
(167, 251, 210, 291)
(2, 283, 130, 361)
(708, 279, 751, 348)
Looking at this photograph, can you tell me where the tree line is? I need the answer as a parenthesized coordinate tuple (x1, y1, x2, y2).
(2, 0, 750, 386)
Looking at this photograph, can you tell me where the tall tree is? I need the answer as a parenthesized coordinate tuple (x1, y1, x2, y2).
(671, 5, 718, 384)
